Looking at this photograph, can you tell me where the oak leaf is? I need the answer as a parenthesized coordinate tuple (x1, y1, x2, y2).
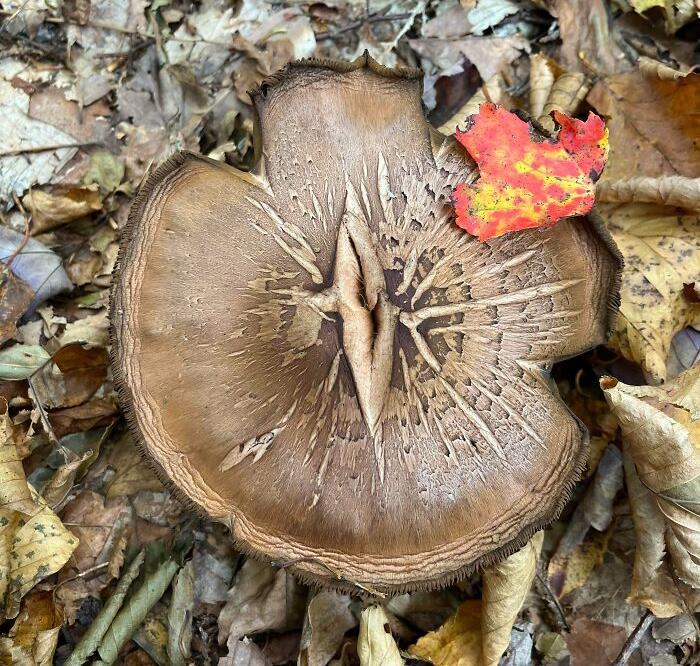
(453, 104, 608, 240)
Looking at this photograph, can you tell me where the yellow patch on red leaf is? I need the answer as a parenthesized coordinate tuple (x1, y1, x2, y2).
(453, 104, 609, 241)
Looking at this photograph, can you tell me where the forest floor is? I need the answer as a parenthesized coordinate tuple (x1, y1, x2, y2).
(0, 0, 699, 664)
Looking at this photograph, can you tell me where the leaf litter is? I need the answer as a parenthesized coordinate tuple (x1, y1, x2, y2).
(0, 0, 700, 664)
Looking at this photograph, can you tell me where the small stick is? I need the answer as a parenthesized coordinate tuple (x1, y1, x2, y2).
(612, 610, 653, 666)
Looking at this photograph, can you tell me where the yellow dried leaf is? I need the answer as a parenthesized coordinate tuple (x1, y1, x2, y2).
(23, 187, 102, 235)
(481, 531, 543, 666)
(409, 600, 482, 666)
(357, 605, 404, 666)
(596, 203, 700, 382)
(602, 366, 700, 615)
(409, 533, 543, 666)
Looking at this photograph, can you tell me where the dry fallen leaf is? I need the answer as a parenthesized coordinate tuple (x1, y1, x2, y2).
(588, 71, 700, 184)
(453, 104, 608, 239)
(23, 186, 102, 234)
(357, 605, 404, 666)
(602, 366, 700, 616)
(409, 532, 543, 666)
(0, 591, 62, 666)
(0, 408, 79, 620)
(218, 558, 305, 645)
(299, 590, 356, 666)
(595, 203, 700, 382)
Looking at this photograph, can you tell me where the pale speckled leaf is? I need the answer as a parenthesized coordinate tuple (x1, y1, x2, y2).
(596, 203, 700, 383)
(602, 366, 700, 615)
(0, 344, 51, 380)
(357, 605, 404, 666)
(1, 410, 79, 620)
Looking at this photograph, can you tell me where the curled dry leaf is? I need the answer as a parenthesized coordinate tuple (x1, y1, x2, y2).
(597, 176, 700, 211)
(638, 56, 691, 81)
(357, 605, 404, 666)
(0, 408, 79, 620)
(218, 558, 305, 645)
(601, 366, 700, 616)
(0, 591, 62, 666)
(167, 560, 195, 666)
(627, 0, 697, 34)
(594, 203, 700, 382)
(527, 53, 592, 133)
(481, 531, 543, 666)
(299, 590, 356, 666)
(23, 187, 102, 234)
(453, 104, 608, 240)
(409, 532, 543, 666)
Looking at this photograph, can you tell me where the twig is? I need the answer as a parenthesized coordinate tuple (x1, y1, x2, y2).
(611, 610, 653, 666)
(315, 12, 415, 40)
(535, 571, 570, 631)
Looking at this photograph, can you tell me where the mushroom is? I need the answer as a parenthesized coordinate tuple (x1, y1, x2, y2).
(111, 54, 622, 593)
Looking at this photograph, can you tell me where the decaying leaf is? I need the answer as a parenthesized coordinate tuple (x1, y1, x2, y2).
(548, 445, 623, 598)
(453, 104, 608, 239)
(410, 533, 543, 666)
(597, 175, 700, 210)
(218, 558, 305, 645)
(299, 590, 356, 666)
(0, 408, 79, 620)
(0, 591, 62, 666)
(23, 186, 102, 234)
(0, 270, 34, 346)
(602, 366, 700, 616)
(358, 605, 404, 666)
(167, 560, 195, 666)
(595, 203, 700, 382)
(588, 71, 700, 184)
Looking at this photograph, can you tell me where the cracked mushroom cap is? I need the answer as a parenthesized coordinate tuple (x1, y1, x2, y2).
(112, 54, 622, 593)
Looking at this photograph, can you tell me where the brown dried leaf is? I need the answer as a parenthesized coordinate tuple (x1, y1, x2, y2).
(0, 271, 34, 346)
(597, 176, 700, 210)
(546, 0, 629, 75)
(2, 591, 61, 666)
(588, 71, 700, 183)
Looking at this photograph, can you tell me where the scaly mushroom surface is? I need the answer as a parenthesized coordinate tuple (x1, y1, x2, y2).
(111, 54, 622, 593)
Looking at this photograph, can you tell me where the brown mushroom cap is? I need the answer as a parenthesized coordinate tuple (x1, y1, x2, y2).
(111, 54, 622, 593)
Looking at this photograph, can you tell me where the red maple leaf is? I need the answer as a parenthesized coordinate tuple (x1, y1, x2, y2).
(452, 104, 608, 241)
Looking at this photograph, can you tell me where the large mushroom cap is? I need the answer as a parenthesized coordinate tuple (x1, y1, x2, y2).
(112, 54, 622, 593)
